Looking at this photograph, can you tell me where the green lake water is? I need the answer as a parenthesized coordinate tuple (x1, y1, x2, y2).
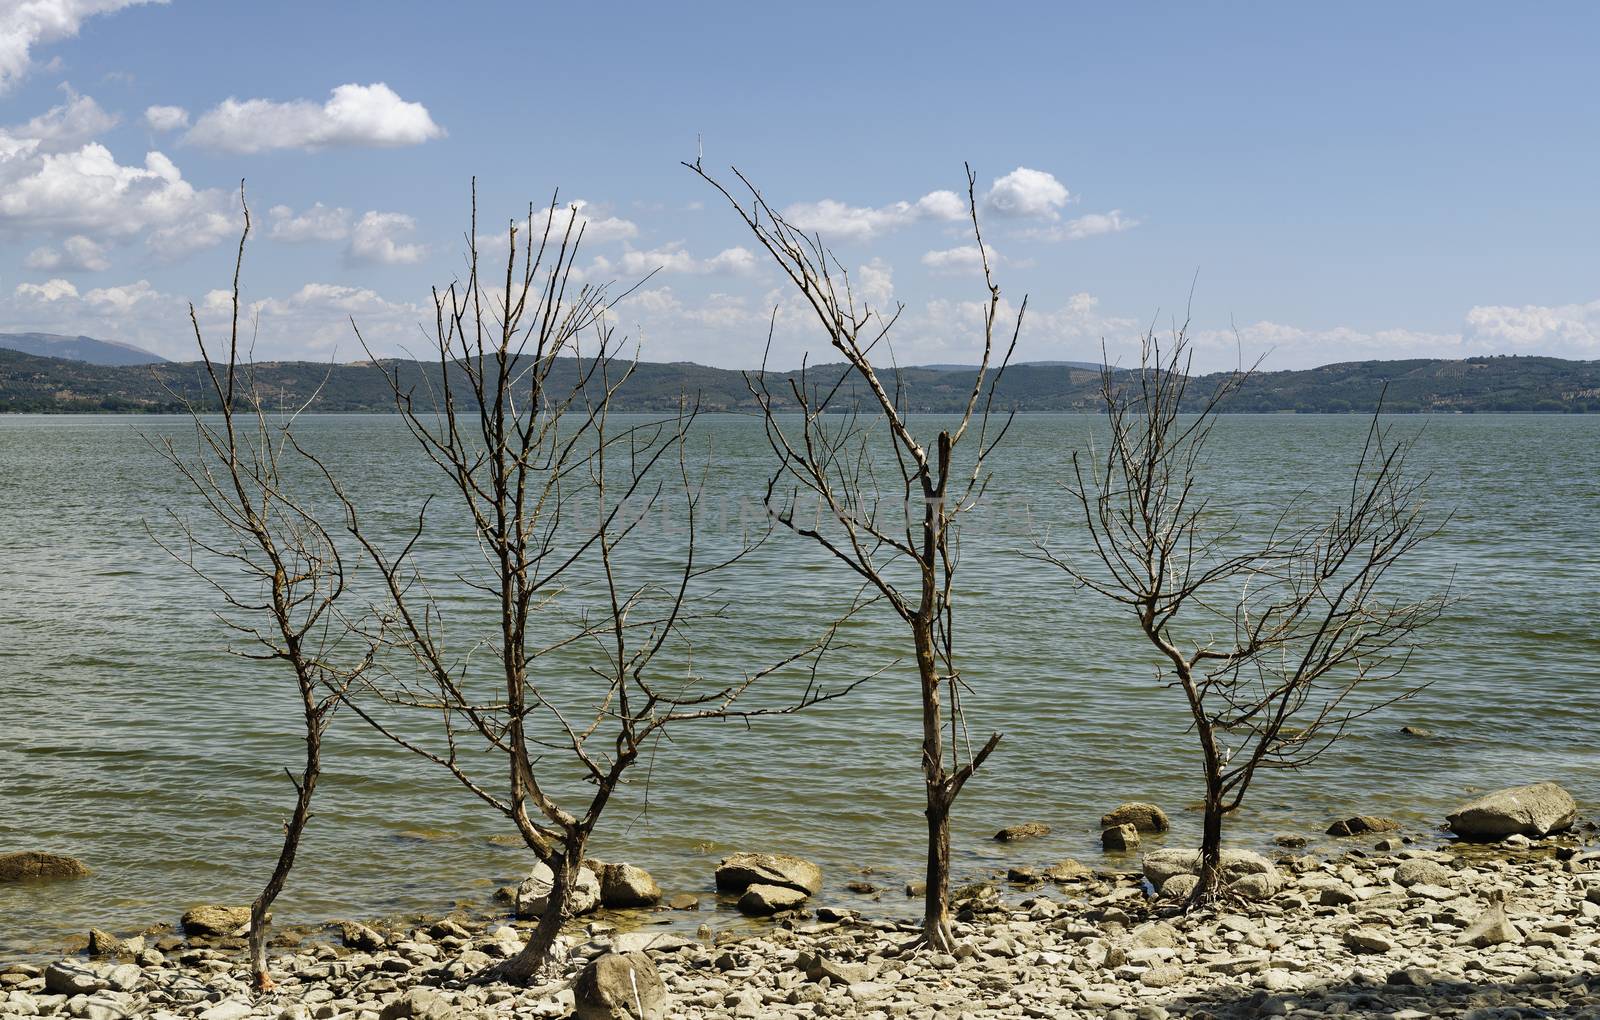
(1, 413, 1597, 957)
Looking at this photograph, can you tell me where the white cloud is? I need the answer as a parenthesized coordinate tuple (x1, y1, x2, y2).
(12, 88, 117, 149)
(0, 0, 162, 94)
(348, 210, 425, 265)
(1463, 300, 1600, 355)
(984, 167, 1070, 219)
(595, 242, 758, 278)
(14, 277, 79, 302)
(269, 202, 352, 243)
(920, 243, 1000, 274)
(0, 139, 235, 258)
(782, 190, 966, 241)
(543, 199, 637, 244)
(144, 104, 188, 131)
(857, 258, 894, 306)
(24, 233, 109, 271)
(1030, 209, 1137, 242)
(184, 82, 445, 154)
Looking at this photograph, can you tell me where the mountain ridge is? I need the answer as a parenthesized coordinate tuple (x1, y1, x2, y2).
(0, 332, 167, 366)
(1, 347, 1596, 414)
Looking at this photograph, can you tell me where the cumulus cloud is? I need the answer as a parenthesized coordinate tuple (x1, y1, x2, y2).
(920, 244, 1000, 274)
(592, 242, 758, 278)
(13, 277, 80, 302)
(1029, 209, 1137, 242)
(0, 138, 235, 258)
(0, 0, 162, 94)
(1464, 300, 1600, 355)
(544, 199, 637, 243)
(11, 88, 117, 149)
(184, 83, 445, 154)
(144, 104, 188, 131)
(857, 258, 894, 306)
(782, 190, 966, 241)
(984, 167, 1070, 219)
(269, 202, 352, 243)
(24, 233, 109, 271)
(348, 210, 425, 265)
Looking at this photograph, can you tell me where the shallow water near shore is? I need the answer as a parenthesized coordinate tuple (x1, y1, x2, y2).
(2, 413, 1597, 957)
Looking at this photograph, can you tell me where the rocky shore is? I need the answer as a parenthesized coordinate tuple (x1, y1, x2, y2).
(4, 785, 1598, 1020)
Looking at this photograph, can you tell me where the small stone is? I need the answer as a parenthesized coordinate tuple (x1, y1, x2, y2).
(1389, 967, 1433, 987)
(198, 1001, 255, 1020)
(1160, 874, 1199, 900)
(1273, 834, 1308, 848)
(667, 893, 700, 910)
(1046, 859, 1092, 882)
(1399, 725, 1433, 737)
(1458, 895, 1521, 948)
(904, 881, 927, 897)
(994, 822, 1051, 842)
(1141, 964, 1183, 988)
(1342, 928, 1394, 954)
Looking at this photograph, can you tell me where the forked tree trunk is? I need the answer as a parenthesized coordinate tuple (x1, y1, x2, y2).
(249, 719, 320, 991)
(486, 839, 585, 984)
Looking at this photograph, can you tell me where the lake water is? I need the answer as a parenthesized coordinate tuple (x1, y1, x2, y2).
(2, 413, 1597, 958)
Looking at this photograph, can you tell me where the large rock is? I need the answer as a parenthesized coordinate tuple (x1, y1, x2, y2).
(180, 905, 250, 938)
(737, 883, 809, 915)
(1101, 802, 1170, 833)
(714, 853, 821, 896)
(516, 861, 600, 919)
(597, 862, 661, 909)
(573, 951, 667, 1020)
(1101, 824, 1139, 851)
(1142, 848, 1280, 890)
(993, 822, 1051, 842)
(44, 961, 109, 996)
(1326, 815, 1399, 837)
(0, 851, 90, 882)
(1447, 782, 1578, 840)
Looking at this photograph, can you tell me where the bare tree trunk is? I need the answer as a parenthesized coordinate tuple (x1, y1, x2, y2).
(1190, 782, 1225, 909)
(913, 614, 956, 949)
(248, 716, 319, 991)
(487, 838, 585, 983)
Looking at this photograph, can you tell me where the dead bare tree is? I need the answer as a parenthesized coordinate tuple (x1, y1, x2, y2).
(324, 186, 868, 983)
(689, 160, 1019, 950)
(1037, 328, 1447, 907)
(149, 189, 373, 990)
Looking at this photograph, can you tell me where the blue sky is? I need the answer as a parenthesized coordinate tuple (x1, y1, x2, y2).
(0, 1, 1596, 370)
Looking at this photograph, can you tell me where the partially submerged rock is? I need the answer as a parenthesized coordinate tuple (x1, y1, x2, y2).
(1101, 802, 1170, 833)
(596, 861, 661, 909)
(993, 822, 1051, 842)
(1326, 815, 1399, 837)
(1447, 781, 1578, 840)
(715, 852, 821, 896)
(1045, 859, 1092, 882)
(1101, 823, 1139, 851)
(0, 850, 90, 882)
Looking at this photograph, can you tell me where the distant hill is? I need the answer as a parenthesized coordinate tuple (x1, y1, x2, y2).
(0, 332, 166, 366)
(0, 348, 1596, 414)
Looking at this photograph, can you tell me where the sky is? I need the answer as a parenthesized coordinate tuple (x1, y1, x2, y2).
(0, 1, 1596, 371)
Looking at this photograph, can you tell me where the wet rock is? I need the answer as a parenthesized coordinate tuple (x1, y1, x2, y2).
(597, 862, 661, 908)
(0, 851, 91, 882)
(666, 893, 700, 910)
(904, 881, 927, 897)
(180, 905, 251, 938)
(86, 929, 122, 956)
(1101, 802, 1170, 833)
(338, 920, 384, 951)
(738, 882, 809, 915)
(1326, 815, 1399, 837)
(573, 950, 667, 1020)
(1273, 833, 1308, 848)
(994, 822, 1051, 842)
(714, 852, 822, 896)
(516, 861, 601, 919)
(1447, 781, 1579, 840)
(1046, 859, 1092, 882)
(1399, 725, 1433, 737)
(1102, 824, 1140, 851)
